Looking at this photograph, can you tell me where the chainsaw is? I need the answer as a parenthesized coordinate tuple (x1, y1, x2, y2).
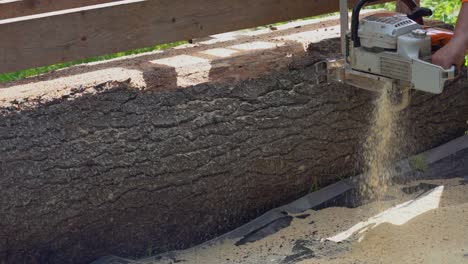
(319, 0, 457, 110)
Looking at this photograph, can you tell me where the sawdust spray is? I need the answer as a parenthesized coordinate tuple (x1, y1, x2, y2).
(360, 85, 402, 201)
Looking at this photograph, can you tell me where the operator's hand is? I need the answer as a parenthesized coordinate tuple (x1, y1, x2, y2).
(433, 2, 468, 70)
(432, 38, 466, 70)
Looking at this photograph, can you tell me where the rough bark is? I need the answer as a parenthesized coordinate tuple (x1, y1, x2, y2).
(0, 37, 467, 264)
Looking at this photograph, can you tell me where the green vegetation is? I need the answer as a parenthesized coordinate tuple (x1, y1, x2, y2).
(370, 0, 462, 24)
(368, 2, 396, 10)
(309, 177, 321, 193)
(0, 1, 464, 83)
(409, 155, 429, 173)
(145, 242, 157, 257)
(422, 0, 462, 25)
(370, 0, 462, 23)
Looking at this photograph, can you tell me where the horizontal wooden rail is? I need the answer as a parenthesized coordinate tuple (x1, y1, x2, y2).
(0, 0, 391, 74)
(0, 0, 123, 19)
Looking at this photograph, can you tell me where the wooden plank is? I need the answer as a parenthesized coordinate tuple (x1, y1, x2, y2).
(0, 0, 391, 74)
(0, 0, 123, 19)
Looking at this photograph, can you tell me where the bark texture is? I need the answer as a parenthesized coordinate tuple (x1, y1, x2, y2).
(0, 38, 467, 264)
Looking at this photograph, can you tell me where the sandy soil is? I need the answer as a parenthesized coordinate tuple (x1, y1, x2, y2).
(141, 178, 468, 264)
(303, 179, 468, 264)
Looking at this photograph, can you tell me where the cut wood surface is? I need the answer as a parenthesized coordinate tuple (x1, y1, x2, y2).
(0, 0, 123, 19)
(1, 17, 467, 264)
(0, 0, 390, 74)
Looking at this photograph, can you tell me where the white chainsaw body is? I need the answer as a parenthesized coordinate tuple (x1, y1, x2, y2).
(324, 0, 458, 101)
(348, 14, 455, 94)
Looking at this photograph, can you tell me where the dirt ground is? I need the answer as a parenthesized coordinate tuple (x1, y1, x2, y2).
(136, 178, 468, 264)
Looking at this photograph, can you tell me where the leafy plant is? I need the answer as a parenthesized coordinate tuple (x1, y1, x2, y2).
(368, 0, 462, 25)
(422, 0, 461, 25)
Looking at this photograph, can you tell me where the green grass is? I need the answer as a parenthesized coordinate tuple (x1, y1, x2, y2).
(309, 178, 321, 193)
(254, 12, 339, 31)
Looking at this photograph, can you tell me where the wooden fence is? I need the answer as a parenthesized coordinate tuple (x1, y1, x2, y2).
(0, 0, 394, 74)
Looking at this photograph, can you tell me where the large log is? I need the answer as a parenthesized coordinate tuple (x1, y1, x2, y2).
(0, 17, 467, 264)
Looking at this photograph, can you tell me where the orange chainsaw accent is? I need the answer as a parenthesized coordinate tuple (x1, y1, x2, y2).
(425, 27, 454, 48)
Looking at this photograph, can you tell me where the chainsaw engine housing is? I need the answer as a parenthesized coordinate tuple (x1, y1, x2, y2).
(348, 13, 455, 94)
(359, 13, 421, 49)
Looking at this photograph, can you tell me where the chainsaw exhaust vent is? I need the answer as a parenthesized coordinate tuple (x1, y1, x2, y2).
(380, 56, 412, 81)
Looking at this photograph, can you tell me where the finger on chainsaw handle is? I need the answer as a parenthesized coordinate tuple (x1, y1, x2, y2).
(432, 36, 467, 70)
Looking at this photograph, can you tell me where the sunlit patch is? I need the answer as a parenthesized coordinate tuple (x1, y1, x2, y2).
(328, 186, 444, 243)
(151, 55, 212, 87)
(0, 68, 145, 106)
(151, 55, 209, 67)
(230, 41, 279, 51)
(150, 42, 286, 88)
(196, 32, 240, 45)
(201, 48, 239, 58)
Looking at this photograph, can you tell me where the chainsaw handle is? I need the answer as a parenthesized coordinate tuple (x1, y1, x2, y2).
(351, 0, 379, 47)
(351, 0, 421, 48)
(447, 65, 458, 79)
(408, 7, 433, 24)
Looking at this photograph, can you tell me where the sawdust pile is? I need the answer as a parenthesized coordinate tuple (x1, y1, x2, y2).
(301, 179, 468, 264)
(133, 179, 468, 264)
(360, 86, 401, 201)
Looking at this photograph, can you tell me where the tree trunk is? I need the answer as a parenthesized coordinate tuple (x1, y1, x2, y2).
(0, 19, 467, 264)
